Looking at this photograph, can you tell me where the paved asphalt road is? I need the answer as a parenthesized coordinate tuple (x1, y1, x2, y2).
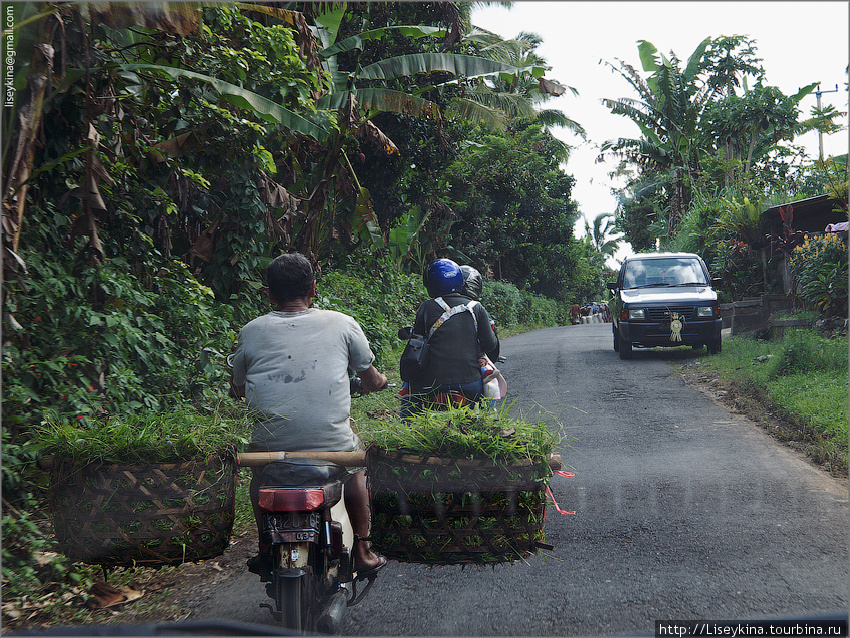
(188, 323, 848, 636)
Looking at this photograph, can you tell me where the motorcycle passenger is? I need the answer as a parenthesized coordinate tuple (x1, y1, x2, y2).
(230, 252, 388, 580)
(400, 258, 500, 419)
(459, 264, 505, 404)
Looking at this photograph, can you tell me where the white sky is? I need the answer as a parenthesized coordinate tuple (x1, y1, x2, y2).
(470, 1, 850, 265)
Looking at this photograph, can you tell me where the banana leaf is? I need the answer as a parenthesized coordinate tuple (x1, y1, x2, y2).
(358, 53, 539, 82)
(120, 64, 329, 140)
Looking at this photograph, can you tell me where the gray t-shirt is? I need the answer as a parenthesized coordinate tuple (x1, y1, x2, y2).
(231, 308, 375, 453)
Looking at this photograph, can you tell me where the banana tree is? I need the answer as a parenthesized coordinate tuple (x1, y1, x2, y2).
(297, 2, 565, 259)
(601, 38, 712, 232)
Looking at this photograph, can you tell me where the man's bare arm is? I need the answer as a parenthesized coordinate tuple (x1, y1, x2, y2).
(356, 365, 387, 394)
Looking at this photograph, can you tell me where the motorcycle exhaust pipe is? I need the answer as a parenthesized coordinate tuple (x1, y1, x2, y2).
(316, 589, 348, 634)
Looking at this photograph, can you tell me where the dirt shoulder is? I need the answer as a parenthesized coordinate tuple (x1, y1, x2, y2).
(90, 526, 260, 628)
(677, 359, 847, 479)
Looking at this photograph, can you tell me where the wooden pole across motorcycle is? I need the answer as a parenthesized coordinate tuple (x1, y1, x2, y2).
(237, 450, 562, 471)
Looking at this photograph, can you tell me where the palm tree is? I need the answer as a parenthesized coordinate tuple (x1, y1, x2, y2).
(584, 212, 620, 258)
(455, 27, 586, 140)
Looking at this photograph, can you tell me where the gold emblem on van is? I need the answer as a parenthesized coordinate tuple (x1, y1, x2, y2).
(670, 312, 683, 341)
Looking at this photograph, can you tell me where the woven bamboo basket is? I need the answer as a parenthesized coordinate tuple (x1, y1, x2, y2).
(49, 454, 237, 567)
(366, 447, 550, 566)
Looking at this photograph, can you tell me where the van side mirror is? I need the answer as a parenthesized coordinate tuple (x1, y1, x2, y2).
(711, 277, 722, 288)
(606, 281, 618, 292)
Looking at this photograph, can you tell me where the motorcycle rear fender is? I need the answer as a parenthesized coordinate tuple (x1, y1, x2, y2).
(278, 542, 312, 569)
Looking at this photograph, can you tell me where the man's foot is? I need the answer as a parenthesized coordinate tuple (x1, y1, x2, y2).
(353, 534, 388, 580)
(354, 554, 387, 581)
(246, 553, 273, 579)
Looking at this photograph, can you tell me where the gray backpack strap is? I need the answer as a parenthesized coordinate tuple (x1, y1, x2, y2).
(428, 298, 479, 337)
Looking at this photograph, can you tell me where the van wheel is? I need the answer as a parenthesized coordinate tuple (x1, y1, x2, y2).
(619, 338, 633, 359)
(613, 326, 620, 352)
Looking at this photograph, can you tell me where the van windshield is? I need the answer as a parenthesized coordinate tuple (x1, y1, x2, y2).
(623, 258, 708, 288)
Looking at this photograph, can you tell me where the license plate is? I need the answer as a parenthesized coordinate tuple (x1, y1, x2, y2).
(276, 530, 319, 543)
(265, 512, 320, 531)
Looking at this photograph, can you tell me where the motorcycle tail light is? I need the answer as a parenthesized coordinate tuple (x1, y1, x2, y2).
(259, 488, 325, 511)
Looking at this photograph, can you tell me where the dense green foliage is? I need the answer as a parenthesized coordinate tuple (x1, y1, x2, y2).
(313, 258, 427, 362)
(603, 35, 846, 294)
(789, 233, 849, 317)
(2, 2, 584, 497)
(444, 122, 582, 300)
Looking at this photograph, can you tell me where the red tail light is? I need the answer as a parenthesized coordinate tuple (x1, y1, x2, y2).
(259, 488, 325, 511)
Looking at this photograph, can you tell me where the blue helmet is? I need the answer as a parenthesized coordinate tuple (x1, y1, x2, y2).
(424, 258, 463, 297)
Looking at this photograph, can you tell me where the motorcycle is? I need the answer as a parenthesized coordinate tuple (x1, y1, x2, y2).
(228, 354, 389, 633)
(397, 326, 507, 409)
(236, 450, 377, 634)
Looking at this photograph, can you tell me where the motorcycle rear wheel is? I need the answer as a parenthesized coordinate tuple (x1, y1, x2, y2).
(279, 572, 316, 632)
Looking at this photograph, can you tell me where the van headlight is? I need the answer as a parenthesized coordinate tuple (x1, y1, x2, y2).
(696, 306, 714, 318)
(628, 308, 645, 320)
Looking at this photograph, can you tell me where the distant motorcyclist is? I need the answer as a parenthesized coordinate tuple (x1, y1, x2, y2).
(400, 259, 499, 419)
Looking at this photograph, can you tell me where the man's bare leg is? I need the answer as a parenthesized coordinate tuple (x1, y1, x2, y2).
(344, 469, 382, 571)
(249, 469, 268, 552)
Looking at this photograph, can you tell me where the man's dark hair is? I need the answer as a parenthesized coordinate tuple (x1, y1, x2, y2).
(267, 253, 313, 305)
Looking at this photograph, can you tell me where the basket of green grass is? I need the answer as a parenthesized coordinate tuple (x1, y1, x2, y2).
(40, 408, 249, 567)
(358, 402, 560, 566)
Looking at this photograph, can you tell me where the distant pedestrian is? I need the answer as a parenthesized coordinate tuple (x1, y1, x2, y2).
(570, 302, 581, 325)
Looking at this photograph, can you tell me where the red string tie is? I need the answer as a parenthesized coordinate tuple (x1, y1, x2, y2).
(546, 471, 576, 515)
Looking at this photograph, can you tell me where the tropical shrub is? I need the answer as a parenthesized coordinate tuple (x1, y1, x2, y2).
(788, 233, 849, 317)
(520, 291, 565, 327)
(2, 252, 236, 432)
(314, 257, 425, 365)
(480, 280, 524, 328)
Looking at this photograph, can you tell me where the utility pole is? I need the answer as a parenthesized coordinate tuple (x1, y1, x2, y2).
(815, 84, 839, 160)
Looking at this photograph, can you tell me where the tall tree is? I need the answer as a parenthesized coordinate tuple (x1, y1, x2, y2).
(601, 35, 831, 251)
(584, 212, 621, 257)
(700, 83, 819, 189)
(600, 38, 712, 234)
(443, 121, 581, 300)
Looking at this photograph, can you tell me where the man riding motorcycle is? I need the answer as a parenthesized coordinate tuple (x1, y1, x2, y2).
(229, 253, 388, 580)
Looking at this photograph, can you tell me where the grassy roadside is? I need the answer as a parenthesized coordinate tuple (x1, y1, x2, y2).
(666, 327, 848, 476)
